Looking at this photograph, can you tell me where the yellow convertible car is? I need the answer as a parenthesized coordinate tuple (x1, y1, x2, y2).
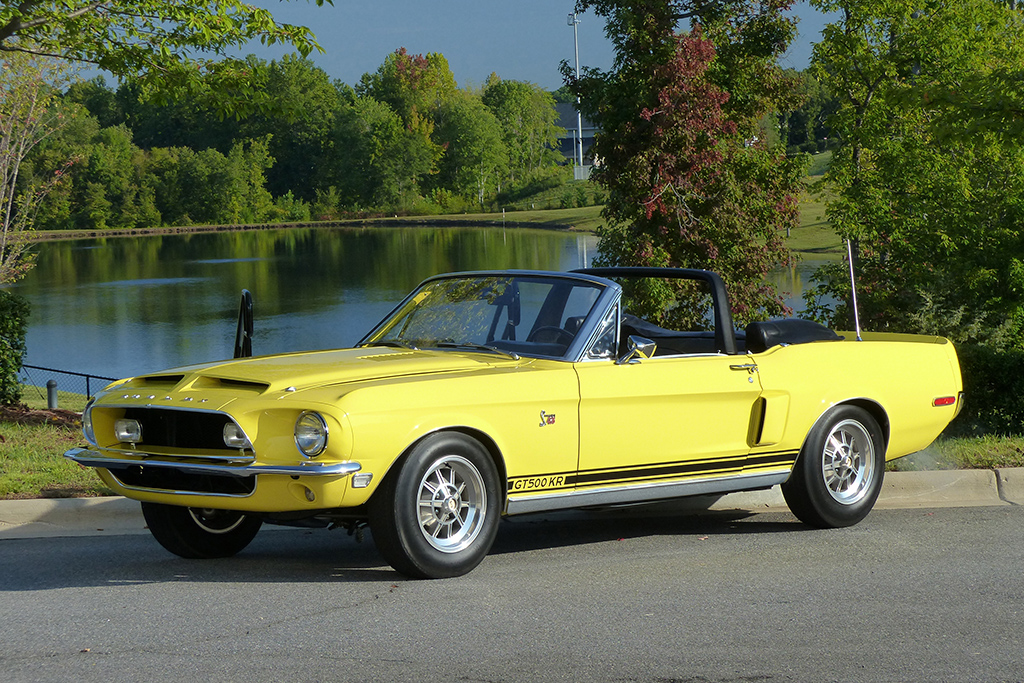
(66, 268, 963, 578)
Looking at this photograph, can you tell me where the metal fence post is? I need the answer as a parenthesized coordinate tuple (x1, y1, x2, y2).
(46, 379, 58, 410)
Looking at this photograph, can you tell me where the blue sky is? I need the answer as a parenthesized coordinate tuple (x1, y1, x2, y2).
(246, 1, 833, 90)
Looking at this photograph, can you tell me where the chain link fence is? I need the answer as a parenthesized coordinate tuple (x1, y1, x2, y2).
(18, 365, 117, 412)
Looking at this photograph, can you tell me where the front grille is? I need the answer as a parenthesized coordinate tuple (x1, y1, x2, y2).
(124, 407, 233, 450)
(111, 464, 256, 496)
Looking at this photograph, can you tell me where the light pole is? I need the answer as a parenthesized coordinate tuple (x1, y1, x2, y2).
(567, 12, 584, 178)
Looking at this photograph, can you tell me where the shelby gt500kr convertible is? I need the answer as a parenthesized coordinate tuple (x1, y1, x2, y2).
(67, 268, 963, 578)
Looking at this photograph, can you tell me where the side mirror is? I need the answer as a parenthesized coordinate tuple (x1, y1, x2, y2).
(616, 335, 656, 365)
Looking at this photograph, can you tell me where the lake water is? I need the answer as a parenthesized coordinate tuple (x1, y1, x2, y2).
(9, 226, 830, 381)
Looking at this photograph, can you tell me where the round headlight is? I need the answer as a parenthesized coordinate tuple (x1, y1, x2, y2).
(294, 411, 328, 457)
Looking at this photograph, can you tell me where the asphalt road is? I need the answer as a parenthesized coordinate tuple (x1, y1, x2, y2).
(1, 504, 1022, 683)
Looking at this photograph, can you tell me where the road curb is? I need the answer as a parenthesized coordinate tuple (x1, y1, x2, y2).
(2, 468, 1021, 539)
(0, 496, 147, 539)
(998, 467, 1024, 505)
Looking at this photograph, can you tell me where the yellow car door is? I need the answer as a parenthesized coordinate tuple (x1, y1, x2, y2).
(574, 354, 763, 491)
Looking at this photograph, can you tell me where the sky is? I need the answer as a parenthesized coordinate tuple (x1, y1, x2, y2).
(244, 1, 834, 91)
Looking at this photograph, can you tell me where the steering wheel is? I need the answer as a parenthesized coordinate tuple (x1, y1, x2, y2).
(527, 326, 574, 345)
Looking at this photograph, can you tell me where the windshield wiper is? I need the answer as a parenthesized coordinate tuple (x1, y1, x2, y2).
(435, 342, 520, 360)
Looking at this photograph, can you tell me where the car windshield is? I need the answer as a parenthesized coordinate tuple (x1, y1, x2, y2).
(362, 274, 606, 360)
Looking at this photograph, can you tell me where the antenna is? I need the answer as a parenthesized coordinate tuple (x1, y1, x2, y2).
(846, 239, 863, 341)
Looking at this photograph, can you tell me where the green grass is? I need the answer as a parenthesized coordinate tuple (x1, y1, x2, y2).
(889, 436, 1024, 472)
(0, 421, 114, 499)
(454, 204, 606, 232)
(19, 385, 91, 412)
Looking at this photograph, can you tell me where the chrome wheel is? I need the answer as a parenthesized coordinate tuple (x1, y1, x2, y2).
(781, 405, 885, 529)
(820, 419, 876, 506)
(369, 432, 501, 578)
(417, 455, 488, 553)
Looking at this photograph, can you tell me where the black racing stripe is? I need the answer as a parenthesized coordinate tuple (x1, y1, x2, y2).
(571, 456, 746, 487)
(746, 451, 799, 468)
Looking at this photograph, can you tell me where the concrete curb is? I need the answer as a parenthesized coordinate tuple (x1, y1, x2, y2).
(706, 469, 1022, 511)
(1, 468, 1021, 539)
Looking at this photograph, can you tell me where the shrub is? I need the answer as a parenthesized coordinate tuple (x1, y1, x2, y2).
(946, 344, 1024, 437)
(0, 290, 30, 406)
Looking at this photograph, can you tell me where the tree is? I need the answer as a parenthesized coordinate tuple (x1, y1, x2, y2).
(330, 95, 436, 210)
(1, 52, 73, 284)
(357, 48, 458, 128)
(223, 136, 275, 224)
(0, 1, 331, 114)
(481, 78, 563, 186)
(567, 0, 804, 327)
(434, 91, 508, 207)
(238, 55, 342, 199)
(0, 52, 75, 405)
(778, 69, 838, 154)
(352, 49, 459, 206)
(804, 0, 1024, 349)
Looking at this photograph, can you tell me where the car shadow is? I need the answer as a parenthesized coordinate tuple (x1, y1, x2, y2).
(491, 503, 803, 556)
(0, 503, 806, 591)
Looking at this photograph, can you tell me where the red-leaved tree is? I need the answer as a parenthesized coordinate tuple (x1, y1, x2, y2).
(568, 0, 805, 327)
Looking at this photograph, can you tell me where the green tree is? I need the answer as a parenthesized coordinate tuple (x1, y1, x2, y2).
(778, 69, 837, 154)
(224, 136, 275, 224)
(238, 55, 342, 199)
(354, 48, 458, 201)
(568, 0, 804, 326)
(331, 94, 439, 210)
(1, 52, 74, 283)
(434, 92, 508, 207)
(481, 78, 563, 186)
(0, 1, 331, 114)
(805, 0, 1024, 349)
(358, 48, 458, 128)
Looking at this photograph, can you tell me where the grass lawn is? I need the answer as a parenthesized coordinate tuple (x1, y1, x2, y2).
(889, 436, 1024, 472)
(444, 204, 605, 233)
(0, 420, 114, 499)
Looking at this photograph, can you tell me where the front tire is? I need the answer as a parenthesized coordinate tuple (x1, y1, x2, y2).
(782, 405, 885, 528)
(141, 503, 262, 558)
(369, 432, 501, 579)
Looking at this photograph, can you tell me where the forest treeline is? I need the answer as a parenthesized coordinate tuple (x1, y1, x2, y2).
(23, 46, 833, 233)
(23, 49, 578, 231)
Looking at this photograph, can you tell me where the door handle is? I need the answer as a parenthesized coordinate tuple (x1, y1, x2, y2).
(729, 363, 758, 373)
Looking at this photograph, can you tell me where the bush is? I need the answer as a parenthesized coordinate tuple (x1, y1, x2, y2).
(946, 344, 1024, 437)
(0, 290, 30, 406)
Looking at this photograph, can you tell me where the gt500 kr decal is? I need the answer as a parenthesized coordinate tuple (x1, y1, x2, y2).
(507, 473, 572, 493)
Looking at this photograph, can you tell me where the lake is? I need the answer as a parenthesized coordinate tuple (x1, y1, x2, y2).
(9, 225, 830, 382)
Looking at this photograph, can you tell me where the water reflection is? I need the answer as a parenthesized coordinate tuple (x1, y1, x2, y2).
(11, 226, 833, 380)
(13, 227, 601, 378)
(772, 258, 838, 313)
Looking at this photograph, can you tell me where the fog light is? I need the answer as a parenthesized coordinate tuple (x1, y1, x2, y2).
(294, 411, 328, 457)
(352, 473, 373, 488)
(223, 422, 251, 449)
(114, 418, 142, 443)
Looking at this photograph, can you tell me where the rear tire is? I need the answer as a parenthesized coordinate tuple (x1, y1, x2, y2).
(782, 405, 885, 528)
(369, 432, 501, 579)
(141, 503, 262, 558)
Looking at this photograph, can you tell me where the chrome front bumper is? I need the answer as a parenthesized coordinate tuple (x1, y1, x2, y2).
(64, 447, 361, 479)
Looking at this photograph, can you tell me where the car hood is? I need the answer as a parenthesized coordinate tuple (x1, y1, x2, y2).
(119, 347, 510, 397)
